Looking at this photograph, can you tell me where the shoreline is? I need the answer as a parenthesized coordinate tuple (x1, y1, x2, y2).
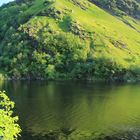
(1, 72, 140, 83)
(1, 76, 140, 84)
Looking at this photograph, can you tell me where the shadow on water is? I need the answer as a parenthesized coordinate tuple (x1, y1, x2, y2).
(20, 128, 140, 140)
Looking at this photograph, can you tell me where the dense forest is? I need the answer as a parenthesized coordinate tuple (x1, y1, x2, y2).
(0, 0, 140, 81)
(90, 0, 140, 18)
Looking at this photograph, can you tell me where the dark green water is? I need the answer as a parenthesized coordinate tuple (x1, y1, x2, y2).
(1, 81, 140, 140)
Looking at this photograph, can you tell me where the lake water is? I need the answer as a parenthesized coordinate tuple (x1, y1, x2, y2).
(1, 81, 140, 140)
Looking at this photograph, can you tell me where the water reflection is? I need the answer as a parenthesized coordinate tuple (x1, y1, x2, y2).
(1, 81, 140, 139)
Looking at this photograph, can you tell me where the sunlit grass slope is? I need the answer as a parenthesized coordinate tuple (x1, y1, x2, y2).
(22, 0, 140, 68)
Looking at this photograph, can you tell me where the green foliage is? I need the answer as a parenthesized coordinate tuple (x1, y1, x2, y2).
(28, 32, 89, 79)
(1, 0, 140, 81)
(0, 91, 21, 140)
(0, 72, 5, 80)
(45, 64, 56, 79)
(90, 0, 140, 18)
(93, 58, 126, 81)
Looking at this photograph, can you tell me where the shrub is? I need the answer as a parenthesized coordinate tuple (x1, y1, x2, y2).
(94, 58, 126, 81)
(0, 91, 21, 140)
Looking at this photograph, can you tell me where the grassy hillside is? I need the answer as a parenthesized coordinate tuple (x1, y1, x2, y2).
(0, 0, 140, 81)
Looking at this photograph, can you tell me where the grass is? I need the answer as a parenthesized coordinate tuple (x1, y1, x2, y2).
(2, 0, 140, 70)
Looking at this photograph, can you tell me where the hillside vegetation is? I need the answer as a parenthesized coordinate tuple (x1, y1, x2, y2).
(90, 0, 140, 18)
(0, 0, 140, 81)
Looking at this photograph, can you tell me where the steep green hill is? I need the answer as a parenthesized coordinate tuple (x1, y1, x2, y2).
(0, 0, 140, 81)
